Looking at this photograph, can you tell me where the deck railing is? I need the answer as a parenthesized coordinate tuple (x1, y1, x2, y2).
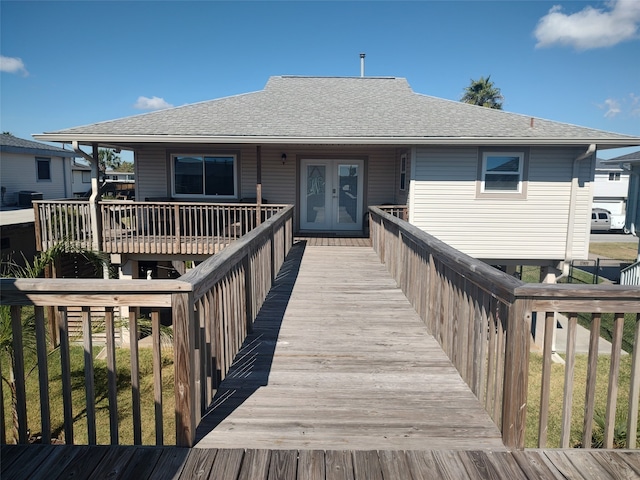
(0, 205, 293, 447)
(621, 260, 640, 286)
(369, 206, 640, 450)
(33, 200, 288, 255)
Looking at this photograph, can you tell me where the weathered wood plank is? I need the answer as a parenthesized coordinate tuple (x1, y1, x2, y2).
(238, 449, 271, 480)
(179, 447, 218, 479)
(352, 451, 382, 480)
(325, 450, 354, 480)
(86, 446, 137, 480)
(378, 450, 412, 479)
(297, 450, 325, 480)
(268, 449, 298, 480)
(3, 446, 639, 480)
(195, 246, 503, 451)
(148, 448, 191, 480)
(208, 448, 244, 479)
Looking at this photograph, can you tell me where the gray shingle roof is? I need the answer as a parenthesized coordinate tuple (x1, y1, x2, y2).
(36, 76, 640, 146)
(0, 133, 77, 156)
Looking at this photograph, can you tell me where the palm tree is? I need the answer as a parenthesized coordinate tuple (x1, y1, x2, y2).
(460, 76, 504, 109)
(98, 148, 122, 175)
(0, 242, 106, 443)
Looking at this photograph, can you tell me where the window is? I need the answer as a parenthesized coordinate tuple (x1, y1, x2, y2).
(36, 157, 51, 181)
(609, 172, 621, 181)
(81, 171, 91, 183)
(399, 154, 407, 191)
(173, 154, 236, 197)
(479, 151, 526, 195)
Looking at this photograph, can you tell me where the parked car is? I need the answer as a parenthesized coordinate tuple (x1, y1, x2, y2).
(591, 208, 628, 233)
(591, 208, 611, 231)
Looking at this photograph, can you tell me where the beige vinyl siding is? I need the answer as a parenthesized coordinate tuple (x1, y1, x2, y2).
(410, 146, 592, 262)
(0, 152, 71, 203)
(135, 148, 169, 200)
(366, 148, 398, 206)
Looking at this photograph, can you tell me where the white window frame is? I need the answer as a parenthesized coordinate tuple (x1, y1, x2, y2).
(608, 172, 621, 181)
(479, 151, 525, 195)
(36, 157, 51, 182)
(171, 153, 238, 199)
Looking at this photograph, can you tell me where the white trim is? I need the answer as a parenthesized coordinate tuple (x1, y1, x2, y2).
(480, 151, 524, 194)
(33, 133, 640, 149)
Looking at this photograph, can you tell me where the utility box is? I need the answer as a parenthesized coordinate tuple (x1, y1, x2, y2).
(18, 191, 43, 207)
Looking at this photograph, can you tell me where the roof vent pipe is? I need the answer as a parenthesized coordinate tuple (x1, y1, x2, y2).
(360, 53, 365, 77)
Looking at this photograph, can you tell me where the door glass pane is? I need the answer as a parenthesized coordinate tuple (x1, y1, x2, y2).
(337, 164, 358, 225)
(306, 165, 326, 224)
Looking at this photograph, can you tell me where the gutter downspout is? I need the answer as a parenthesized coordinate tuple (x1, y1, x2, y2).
(563, 144, 596, 276)
(73, 141, 102, 254)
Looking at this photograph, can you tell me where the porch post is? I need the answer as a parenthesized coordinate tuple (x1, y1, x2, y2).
(73, 141, 102, 253)
(256, 145, 262, 226)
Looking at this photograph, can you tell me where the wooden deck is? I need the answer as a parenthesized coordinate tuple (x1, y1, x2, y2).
(3, 444, 640, 479)
(194, 242, 504, 451)
(3, 240, 640, 478)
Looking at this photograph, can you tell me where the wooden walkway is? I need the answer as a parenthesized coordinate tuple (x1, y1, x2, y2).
(194, 242, 504, 451)
(3, 444, 640, 479)
(3, 240, 640, 479)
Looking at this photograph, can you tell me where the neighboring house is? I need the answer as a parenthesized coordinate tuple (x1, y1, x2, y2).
(592, 157, 630, 215)
(603, 150, 640, 238)
(34, 76, 640, 274)
(104, 171, 135, 182)
(71, 161, 92, 197)
(0, 133, 76, 206)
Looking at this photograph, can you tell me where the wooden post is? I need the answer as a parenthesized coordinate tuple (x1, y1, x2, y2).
(243, 255, 254, 333)
(33, 202, 42, 251)
(256, 146, 262, 226)
(90, 143, 102, 252)
(501, 297, 531, 450)
(173, 291, 197, 447)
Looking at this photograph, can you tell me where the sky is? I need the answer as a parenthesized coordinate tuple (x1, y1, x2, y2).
(1, 0, 639, 161)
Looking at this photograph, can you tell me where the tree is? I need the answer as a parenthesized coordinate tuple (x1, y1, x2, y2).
(460, 76, 504, 109)
(118, 161, 134, 173)
(98, 148, 121, 174)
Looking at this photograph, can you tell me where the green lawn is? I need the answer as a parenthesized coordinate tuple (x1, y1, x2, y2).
(2, 344, 176, 445)
(526, 352, 639, 448)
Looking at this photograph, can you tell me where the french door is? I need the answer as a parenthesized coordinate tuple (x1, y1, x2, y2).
(300, 159, 364, 231)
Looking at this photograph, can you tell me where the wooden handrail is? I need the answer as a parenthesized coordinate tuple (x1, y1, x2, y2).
(0, 206, 294, 447)
(33, 200, 289, 255)
(369, 206, 640, 450)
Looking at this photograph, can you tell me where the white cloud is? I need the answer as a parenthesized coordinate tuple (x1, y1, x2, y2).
(133, 96, 173, 110)
(602, 98, 621, 118)
(597, 94, 640, 118)
(534, 0, 640, 50)
(0, 55, 29, 76)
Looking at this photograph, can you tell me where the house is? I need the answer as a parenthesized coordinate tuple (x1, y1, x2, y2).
(603, 150, 640, 238)
(33, 76, 640, 277)
(0, 133, 76, 206)
(71, 161, 92, 197)
(593, 157, 630, 216)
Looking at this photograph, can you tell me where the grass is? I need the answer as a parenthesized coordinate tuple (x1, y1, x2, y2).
(526, 352, 639, 448)
(2, 343, 176, 445)
(589, 242, 639, 262)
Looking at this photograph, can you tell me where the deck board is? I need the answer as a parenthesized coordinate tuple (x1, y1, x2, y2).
(194, 243, 505, 451)
(3, 445, 638, 479)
